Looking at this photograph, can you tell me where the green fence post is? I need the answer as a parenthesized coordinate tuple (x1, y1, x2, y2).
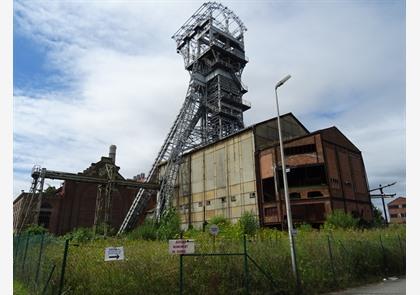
(327, 235, 337, 285)
(397, 234, 405, 274)
(42, 264, 56, 295)
(13, 235, 21, 273)
(243, 235, 250, 295)
(179, 254, 184, 295)
(21, 234, 30, 278)
(35, 233, 46, 285)
(379, 235, 388, 276)
(58, 239, 70, 295)
(14, 235, 20, 262)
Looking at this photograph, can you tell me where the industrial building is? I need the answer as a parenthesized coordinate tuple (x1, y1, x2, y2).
(13, 147, 156, 235)
(14, 2, 373, 235)
(387, 197, 406, 224)
(169, 113, 373, 229)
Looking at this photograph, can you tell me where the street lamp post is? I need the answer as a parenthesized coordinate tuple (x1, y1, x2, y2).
(275, 75, 301, 292)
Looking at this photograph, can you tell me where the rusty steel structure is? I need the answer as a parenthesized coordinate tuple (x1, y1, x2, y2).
(15, 163, 159, 235)
(119, 2, 250, 234)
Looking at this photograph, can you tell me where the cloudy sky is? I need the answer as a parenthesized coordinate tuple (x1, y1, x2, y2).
(13, 0, 405, 212)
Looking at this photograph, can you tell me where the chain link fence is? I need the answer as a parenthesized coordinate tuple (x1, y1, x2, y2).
(13, 229, 405, 295)
(13, 233, 69, 295)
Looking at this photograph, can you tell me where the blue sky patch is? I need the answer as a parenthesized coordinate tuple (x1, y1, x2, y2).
(13, 31, 69, 94)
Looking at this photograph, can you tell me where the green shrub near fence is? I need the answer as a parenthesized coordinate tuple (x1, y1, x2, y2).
(14, 225, 405, 295)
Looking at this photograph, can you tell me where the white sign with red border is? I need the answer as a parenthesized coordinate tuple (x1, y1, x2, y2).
(169, 239, 195, 255)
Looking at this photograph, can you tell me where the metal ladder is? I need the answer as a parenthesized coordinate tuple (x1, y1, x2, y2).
(117, 76, 203, 234)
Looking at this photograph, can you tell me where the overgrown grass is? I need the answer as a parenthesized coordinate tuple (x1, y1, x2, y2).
(56, 225, 405, 295)
(13, 280, 29, 295)
(14, 210, 405, 295)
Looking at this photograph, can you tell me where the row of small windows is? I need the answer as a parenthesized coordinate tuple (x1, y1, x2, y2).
(289, 191, 324, 199)
(284, 144, 316, 156)
(179, 192, 256, 210)
(390, 213, 406, 218)
(389, 204, 406, 209)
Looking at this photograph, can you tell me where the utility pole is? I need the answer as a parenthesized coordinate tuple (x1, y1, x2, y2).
(369, 182, 397, 226)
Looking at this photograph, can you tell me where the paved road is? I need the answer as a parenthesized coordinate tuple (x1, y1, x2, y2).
(326, 277, 405, 294)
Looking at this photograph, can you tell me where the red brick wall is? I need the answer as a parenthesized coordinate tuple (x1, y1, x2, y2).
(49, 181, 138, 235)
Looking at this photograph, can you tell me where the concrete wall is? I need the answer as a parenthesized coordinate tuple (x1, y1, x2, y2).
(174, 130, 258, 230)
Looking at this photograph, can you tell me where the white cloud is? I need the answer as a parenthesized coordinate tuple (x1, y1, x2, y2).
(13, 1, 405, 199)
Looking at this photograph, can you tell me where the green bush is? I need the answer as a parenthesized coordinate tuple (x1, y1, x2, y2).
(128, 218, 157, 240)
(324, 210, 359, 230)
(208, 215, 231, 227)
(297, 222, 314, 232)
(64, 227, 95, 243)
(156, 208, 181, 240)
(238, 211, 259, 236)
(21, 224, 47, 235)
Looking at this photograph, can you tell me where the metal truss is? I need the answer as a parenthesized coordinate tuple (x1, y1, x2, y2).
(119, 2, 250, 233)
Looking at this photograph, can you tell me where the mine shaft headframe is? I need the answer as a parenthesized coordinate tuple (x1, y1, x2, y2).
(172, 2, 247, 55)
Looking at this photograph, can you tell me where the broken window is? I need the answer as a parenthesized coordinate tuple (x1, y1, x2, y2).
(284, 144, 316, 156)
(262, 177, 276, 202)
(279, 164, 327, 188)
(307, 191, 323, 198)
(289, 192, 301, 199)
(264, 207, 278, 217)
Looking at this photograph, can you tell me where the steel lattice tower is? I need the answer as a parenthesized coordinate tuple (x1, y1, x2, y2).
(173, 1, 250, 143)
(118, 2, 250, 234)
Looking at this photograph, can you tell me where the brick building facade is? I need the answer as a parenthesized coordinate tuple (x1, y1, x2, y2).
(13, 155, 146, 235)
(388, 197, 406, 224)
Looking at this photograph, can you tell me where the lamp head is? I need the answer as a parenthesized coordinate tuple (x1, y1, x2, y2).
(275, 75, 292, 89)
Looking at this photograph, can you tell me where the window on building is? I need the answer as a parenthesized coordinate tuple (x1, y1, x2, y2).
(249, 192, 256, 198)
(206, 200, 211, 206)
(403, 204, 406, 208)
(262, 178, 276, 202)
(38, 202, 52, 229)
(400, 213, 406, 218)
(265, 207, 278, 217)
(289, 192, 301, 199)
(390, 214, 398, 218)
(307, 191, 323, 198)
(284, 144, 316, 156)
(231, 196, 237, 202)
(198, 202, 203, 207)
(221, 197, 226, 203)
(282, 164, 327, 188)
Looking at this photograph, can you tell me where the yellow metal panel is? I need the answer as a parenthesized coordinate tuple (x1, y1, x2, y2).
(205, 190, 215, 200)
(229, 184, 241, 195)
(192, 193, 204, 203)
(204, 149, 215, 191)
(227, 140, 240, 185)
(216, 188, 227, 198)
(191, 152, 204, 194)
(215, 147, 226, 188)
(205, 209, 215, 219)
(241, 137, 255, 182)
(191, 211, 204, 222)
(243, 181, 256, 193)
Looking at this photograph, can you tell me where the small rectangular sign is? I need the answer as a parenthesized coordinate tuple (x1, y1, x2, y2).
(169, 239, 195, 255)
(104, 247, 124, 261)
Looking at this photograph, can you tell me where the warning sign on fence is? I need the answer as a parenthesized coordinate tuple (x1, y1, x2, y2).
(104, 247, 125, 261)
(169, 239, 195, 254)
